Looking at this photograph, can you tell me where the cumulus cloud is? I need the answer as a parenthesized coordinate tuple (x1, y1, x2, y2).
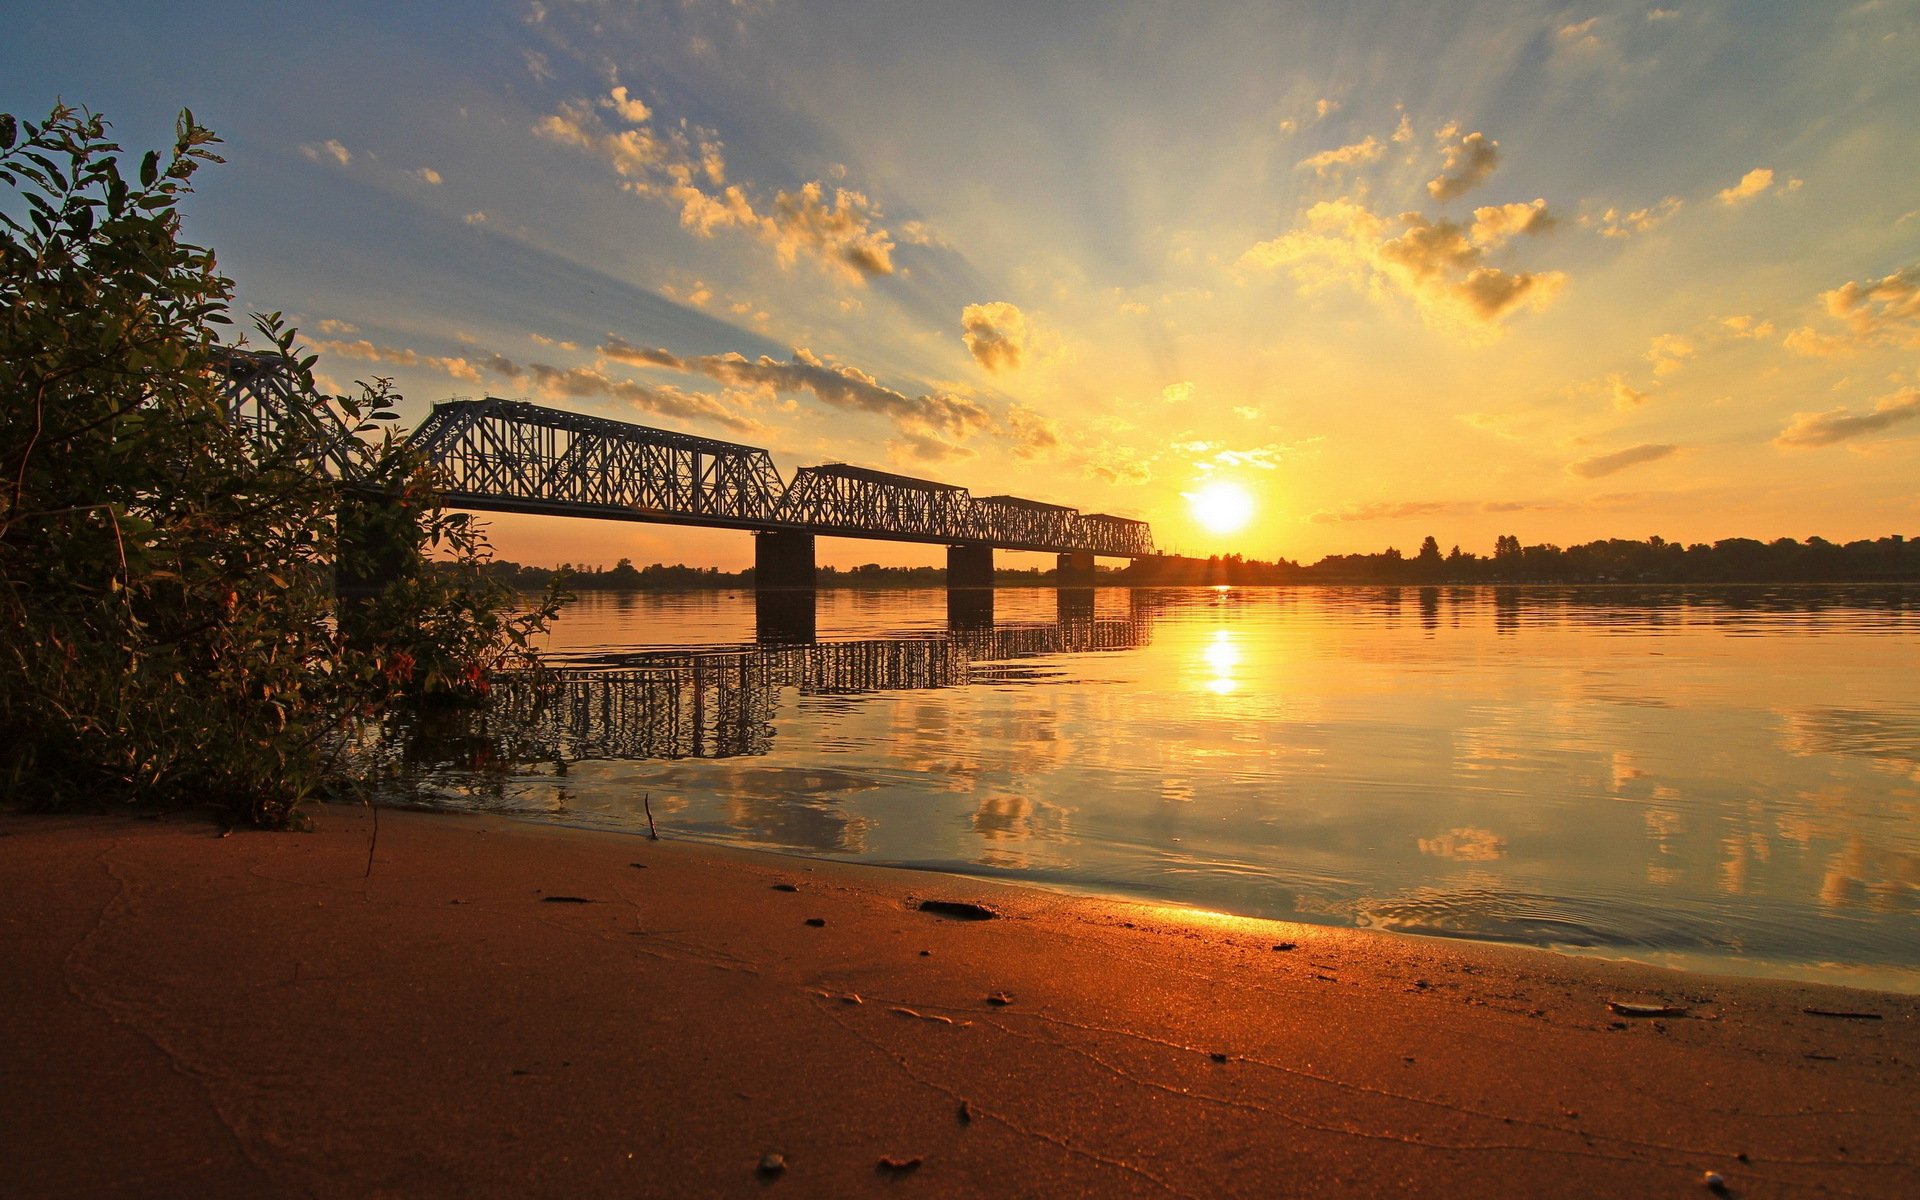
(313, 318, 358, 335)
(1719, 314, 1776, 339)
(1593, 196, 1682, 238)
(1567, 443, 1678, 478)
(960, 301, 1031, 372)
(1646, 332, 1695, 377)
(413, 167, 443, 185)
(1297, 136, 1384, 177)
(1161, 381, 1194, 404)
(1311, 500, 1452, 523)
(537, 88, 896, 283)
(1083, 443, 1154, 485)
(309, 337, 483, 382)
(462, 211, 487, 225)
(1468, 199, 1554, 249)
(1428, 130, 1500, 201)
(301, 139, 351, 167)
(1775, 387, 1920, 448)
(1242, 198, 1567, 332)
(1717, 167, 1800, 205)
(1607, 373, 1649, 409)
(1783, 265, 1920, 356)
(1006, 404, 1062, 460)
(598, 336, 686, 369)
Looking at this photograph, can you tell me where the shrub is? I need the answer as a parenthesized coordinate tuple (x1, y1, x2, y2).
(0, 103, 565, 824)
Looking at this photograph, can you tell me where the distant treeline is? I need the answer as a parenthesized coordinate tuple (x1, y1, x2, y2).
(468, 534, 1920, 591)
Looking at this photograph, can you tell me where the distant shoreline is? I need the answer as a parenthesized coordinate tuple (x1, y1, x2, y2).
(472, 533, 1920, 591)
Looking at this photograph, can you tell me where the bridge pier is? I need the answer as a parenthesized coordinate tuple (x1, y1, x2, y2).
(754, 531, 816, 591)
(946, 544, 994, 590)
(1056, 551, 1097, 587)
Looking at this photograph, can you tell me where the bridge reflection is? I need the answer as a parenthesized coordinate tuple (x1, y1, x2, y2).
(478, 599, 1154, 763)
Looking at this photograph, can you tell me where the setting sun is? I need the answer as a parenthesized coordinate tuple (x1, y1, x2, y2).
(1187, 481, 1255, 536)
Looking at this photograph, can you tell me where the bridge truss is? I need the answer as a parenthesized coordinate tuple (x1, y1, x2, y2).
(214, 363, 1156, 557)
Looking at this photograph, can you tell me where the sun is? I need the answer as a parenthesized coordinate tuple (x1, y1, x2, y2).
(1186, 480, 1255, 536)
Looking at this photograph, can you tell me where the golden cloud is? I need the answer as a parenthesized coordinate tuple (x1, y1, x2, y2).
(1428, 130, 1500, 201)
(1297, 136, 1384, 177)
(1243, 198, 1566, 332)
(1775, 387, 1920, 448)
(1567, 443, 1678, 478)
(960, 301, 1031, 372)
(1783, 266, 1920, 357)
(538, 89, 896, 283)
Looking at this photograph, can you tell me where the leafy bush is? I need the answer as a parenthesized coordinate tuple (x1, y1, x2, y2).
(0, 103, 566, 824)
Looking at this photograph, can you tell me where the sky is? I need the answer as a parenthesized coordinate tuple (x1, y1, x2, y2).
(5, 0, 1918, 569)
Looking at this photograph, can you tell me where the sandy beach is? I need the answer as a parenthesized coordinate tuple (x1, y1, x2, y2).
(2, 804, 1914, 1198)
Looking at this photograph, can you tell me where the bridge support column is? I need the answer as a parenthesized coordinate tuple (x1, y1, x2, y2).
(754, 531, 816, 591)
(1056, 551, 1097, 588)
(946, 544, 994, 590)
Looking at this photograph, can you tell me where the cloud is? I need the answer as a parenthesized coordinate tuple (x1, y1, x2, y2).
(1161, 381, 1194, 404)
(1006, 404, 1062, 460)
(960, 301, 1031, 372)
(301, 139, 351, 167)
(1311, 500, 1451, 523)
(598, 336, 686, 369)
(1607, 373, 1649, 409)
(1316, 98, 1340, 119)
(1567, 443, 1678, 478)
(308, 337, 482, 382)
(1646, 332, 1695, 377)
(1775, 387, 1920, 448)
(1783, 265, 1920, 356)
(1297, 136, 1384, 177)
(313, 318, 358, 335)
(413, 167, 443, 185)
(462, 211, 487, 225)
(1242, 199, 1566, 333)
(520, 362, 760, 433)
(1558, 17, 1601, 44)
(1717, 167, 1800, 205)
(1468, 199, 1554, 249)
(538, 89, 896, 283)
(1647, 8, 1679, 20)
(1428, 130, 1500, 201)
(1719, 314, 1776, 340)
(1082, 443, 1154, 486)
(1593, 196, 1683, 238)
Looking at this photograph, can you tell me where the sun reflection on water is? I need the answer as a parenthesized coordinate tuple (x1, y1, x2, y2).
(1201, 628, 1240, 695)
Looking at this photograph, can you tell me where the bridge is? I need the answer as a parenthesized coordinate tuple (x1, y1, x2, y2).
(217, 352, 1156, 595)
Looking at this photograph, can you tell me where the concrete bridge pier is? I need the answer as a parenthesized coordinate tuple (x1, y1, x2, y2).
(1056, 551, 1097, 588)
(754, 531, 816, 590)
(946, 544, 994, 590)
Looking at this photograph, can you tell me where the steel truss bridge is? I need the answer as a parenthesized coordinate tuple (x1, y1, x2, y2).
(406, 399, 1153, 557)
(217, 353, 1154, 561)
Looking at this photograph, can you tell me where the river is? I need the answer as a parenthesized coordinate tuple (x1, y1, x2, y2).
(393, 584, 1920, 990)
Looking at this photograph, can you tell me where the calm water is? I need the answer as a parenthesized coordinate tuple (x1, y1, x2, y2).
(401, 585, 1920, 990)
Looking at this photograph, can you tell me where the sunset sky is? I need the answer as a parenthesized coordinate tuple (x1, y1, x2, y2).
(7, 1, 1918, 568)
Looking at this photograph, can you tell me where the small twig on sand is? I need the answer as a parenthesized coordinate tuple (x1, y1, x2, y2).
(644, 793, 658, 841)
(364, 802, 379, 878)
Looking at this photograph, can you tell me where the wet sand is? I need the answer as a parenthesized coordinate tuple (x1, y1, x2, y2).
(2, 805, 1915, 1198)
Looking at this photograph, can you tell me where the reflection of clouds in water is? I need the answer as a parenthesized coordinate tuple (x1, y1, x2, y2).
(1609, 750, 1646, 794)
(640, 763, 880, 854)
(970, 792, 1074, 871)
(1160, 778, 1195, 803)
(1418, 827, 1507, 862)
(1778, 707, 1920, 776)
(1819, 835, 1920, 913)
